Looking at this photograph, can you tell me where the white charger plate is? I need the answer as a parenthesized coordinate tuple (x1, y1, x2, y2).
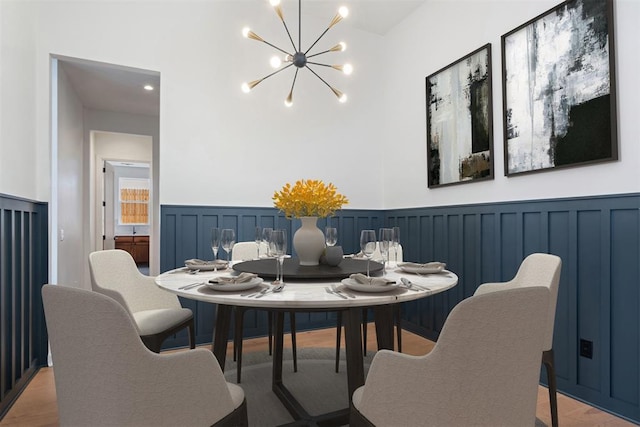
(398, 262, 446, 274)
(341, 278, 399, 293)
(205, 277, 263, 291)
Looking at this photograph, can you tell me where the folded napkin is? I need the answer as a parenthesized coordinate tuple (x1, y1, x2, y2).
(350, 273, 395, 286)
(208, 272, 257, 285)
(185, 259, 228, 267)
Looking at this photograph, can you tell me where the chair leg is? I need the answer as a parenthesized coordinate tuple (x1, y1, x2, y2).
(268, 311, 273, 355)
(362, 308, 368, 355)
(394, 304, 402, 352)
(543, 349, 559, 427)
(335, 311, 343, 373)
(235, 308, 245, 383)
(289, 312, 298, 373)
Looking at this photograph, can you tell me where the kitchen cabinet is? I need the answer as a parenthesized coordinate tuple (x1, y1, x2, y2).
(114, 235, 149, 264)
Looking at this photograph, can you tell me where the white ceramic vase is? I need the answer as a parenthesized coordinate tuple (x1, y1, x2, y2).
(293, 216, 325, 266)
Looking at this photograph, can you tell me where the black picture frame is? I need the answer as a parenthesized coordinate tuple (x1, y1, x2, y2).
(501, 0, 618, 176)
(426, 44, 494, 188)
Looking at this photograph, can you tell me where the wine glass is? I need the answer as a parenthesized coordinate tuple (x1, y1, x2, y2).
(255, 226, 262, 259)
(262, 227, 273, 257)
(211, 228, 221, 261)
(270, 229, 287, 284)
(325, 227, 338, 247)
(360, 229, 377, 277)
(378, 228, 393, 274)
(220, 229, 236, 262)
(391, 226, 400, 266)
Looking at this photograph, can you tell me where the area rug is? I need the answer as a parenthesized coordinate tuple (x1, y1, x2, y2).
(222, 348, 371, 426)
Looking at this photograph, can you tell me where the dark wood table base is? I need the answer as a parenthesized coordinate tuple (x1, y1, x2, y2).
(212, 304, 395, 426)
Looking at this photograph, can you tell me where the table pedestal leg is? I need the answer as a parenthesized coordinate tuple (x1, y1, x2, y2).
(373, 304, 394, 351)
(212, 304, 233, 370)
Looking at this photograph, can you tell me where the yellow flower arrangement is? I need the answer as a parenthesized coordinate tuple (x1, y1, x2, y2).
(273, 179, 349, 218)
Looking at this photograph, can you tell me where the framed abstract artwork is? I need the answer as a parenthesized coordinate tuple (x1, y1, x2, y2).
(501, 0, 617, 176)
(426, 44, 494, 188)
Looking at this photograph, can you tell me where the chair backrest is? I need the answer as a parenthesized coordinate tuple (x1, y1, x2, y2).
(42, 284, 236, 426)
(358, 286, 549, 426)
(231, 241, 267, 261)
(89, 249, 179, 314)
(474, 253, 561, 351)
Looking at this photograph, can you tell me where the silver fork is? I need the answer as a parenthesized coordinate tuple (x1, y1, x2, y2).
(242, 287, 269, 298)
(331, 284, 355, 298)
(325, 287, 347, 299)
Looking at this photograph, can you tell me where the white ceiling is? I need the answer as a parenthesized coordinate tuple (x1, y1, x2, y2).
(58, 0, 426, 117)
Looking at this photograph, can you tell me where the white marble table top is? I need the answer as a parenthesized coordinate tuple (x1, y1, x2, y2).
(156, 261, 458, 309)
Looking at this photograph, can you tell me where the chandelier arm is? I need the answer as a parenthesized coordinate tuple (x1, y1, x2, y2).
(290, 68, 299, 93)
(280, 19, 297, 52)
(306, 49, 334, 59)
(298, 0, 302, 51)
(259, 39, 292, 57)
(256, 63, 295, 84)
(305, 64, 334, 91)
(306, 61, 333, 68)
(304, 26, 333, 56)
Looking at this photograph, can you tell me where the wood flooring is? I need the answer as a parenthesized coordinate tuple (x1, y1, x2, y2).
(0, 325, 635, 427)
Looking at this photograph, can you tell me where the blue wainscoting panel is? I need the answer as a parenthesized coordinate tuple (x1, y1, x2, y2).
(162, 194, 639, 422)
(0, 194, 48, 418)
(387, 193, 640, 423)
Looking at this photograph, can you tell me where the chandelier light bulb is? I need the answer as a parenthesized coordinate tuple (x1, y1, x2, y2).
(242, 27, 250, 38)
(285, 93, 293, 107)
(343, 63, 353, 75)
(339, 6, 349, 18)
(339, 93, 348, 103)
(241, 82, 251, 93)
(270, 56, 282, 68)
(270, 0, 281, 6)
(339, 42, 347, 51)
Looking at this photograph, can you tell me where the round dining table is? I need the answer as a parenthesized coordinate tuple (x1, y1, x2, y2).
(156, 258, 458, 425)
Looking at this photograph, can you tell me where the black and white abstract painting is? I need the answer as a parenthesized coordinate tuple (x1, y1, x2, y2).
(502, 0, 617, 175)
(426, 44, 493, 188)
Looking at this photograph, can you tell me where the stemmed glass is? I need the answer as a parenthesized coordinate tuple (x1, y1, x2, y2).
(262, 227, 273, 257)
(270, 229, 287, 284)
(255, 226, 262, 259)
(378, 228, 393, 274)
(220, 229, 236, 262)
(325, 227, 338, 247)
(211, 228, 221, 261)
(360, 229, 377, 277)
(391, 226, 400, 266)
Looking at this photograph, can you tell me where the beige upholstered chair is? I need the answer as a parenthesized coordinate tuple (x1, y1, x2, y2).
(231, 242, 297, 382)
(42, 284, 247, 427)
(474, 252, 562, 427)
(231, 241, 268, 261)
(89, 249, 195, 353)
(351, 286, 550, 426)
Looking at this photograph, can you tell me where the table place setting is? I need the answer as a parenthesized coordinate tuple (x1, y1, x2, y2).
(205, 272, 264, 292)
(184, 258, 229, 271)
(397, 261, 446, 274)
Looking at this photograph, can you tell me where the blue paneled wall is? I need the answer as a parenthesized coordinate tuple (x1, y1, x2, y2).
(160, 193, 639, 421)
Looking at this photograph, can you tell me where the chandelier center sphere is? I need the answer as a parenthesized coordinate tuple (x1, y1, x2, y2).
(292, 52, 307, 68)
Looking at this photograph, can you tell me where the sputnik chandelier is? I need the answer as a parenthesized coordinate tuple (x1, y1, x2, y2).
(241, 0, 352, 107)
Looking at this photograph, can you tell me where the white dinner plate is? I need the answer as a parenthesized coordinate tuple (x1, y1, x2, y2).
(398, 262, 446, 275)
(185, 261, 228, 271)
(205, 276, 263, 292)
(341, 278, 399, 293)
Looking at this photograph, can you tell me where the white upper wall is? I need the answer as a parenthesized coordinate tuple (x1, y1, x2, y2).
(1, 0, 638, 208)
(381, 0, 640, 208)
